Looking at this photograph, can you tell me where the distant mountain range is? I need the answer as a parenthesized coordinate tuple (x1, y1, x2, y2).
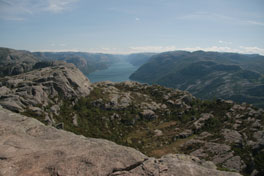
(0, 47, 155, 77)
(0, 47, 122, 76)
(130, 50, 264, 107)
(1, 47, 264, 107)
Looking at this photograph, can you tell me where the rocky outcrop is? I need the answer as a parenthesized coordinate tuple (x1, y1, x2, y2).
(0, 62, 91, 117)
(193, 113, 214, 131)
(186, 141, 247, 172)
(0, 106, 241, 176)
(0, 47, 39, 76)
(110, 154, 241, 176)
(221, 129, 243, 145)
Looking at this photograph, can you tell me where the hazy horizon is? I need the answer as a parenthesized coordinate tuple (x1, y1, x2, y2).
(2, 47, 264, 56)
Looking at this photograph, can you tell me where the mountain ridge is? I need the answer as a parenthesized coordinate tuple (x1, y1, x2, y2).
(130, 50, 264, 107)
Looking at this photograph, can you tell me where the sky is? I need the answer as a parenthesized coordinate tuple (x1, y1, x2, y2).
(0, 0, 264, 54)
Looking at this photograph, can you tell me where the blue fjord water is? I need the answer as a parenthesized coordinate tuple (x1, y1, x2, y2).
(86, 60, 139, 83)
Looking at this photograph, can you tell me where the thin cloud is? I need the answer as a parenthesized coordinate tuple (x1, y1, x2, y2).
(1, 16, 25, 21)
(129, 46, 177, 53)
(101, 47, 111, 51)
(32, 48, 81, 52)
(179, 46, 264, 55)
(0, 0, 79, 20)
(128, 46, 239, 54)
(33, 45, 264, 55)
(177, 11, 264, 27)
(239, 46, 264, 55)
(59, 44, 67, 47)
(218, 40, 232, 45)
(246, 20, 264, 26)
(182, 46, 241, 53)
(177, 12, 234, 21)
(181, 46, 264, 55)
(46, 0, 79, 13)
(127, 45, 264, 55)
(48, 43, 68, 47)
(135, 17, 140, 21)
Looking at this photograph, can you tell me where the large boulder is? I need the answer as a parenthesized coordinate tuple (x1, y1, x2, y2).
(221, 129, 243, 145)
(140, 109, 157, 120)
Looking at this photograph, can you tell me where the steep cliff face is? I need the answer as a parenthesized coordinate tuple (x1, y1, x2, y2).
(0, 106, 241, 176)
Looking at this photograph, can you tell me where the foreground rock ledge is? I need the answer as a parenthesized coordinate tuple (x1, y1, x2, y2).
(0, 106, 240, 176)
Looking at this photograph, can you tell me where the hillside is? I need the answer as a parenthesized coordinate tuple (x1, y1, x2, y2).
(130, 51, 264, 107)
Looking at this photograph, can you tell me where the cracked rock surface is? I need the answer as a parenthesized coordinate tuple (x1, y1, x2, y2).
(0, 106, 240, 176)
(0, 62, 91, 115)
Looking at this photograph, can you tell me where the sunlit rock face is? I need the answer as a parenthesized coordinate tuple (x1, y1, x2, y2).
(0, 106, 241, 176)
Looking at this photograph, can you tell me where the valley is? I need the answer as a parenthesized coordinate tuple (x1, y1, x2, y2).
(0, 47, 263, 175)
(87, 59, 139, 83)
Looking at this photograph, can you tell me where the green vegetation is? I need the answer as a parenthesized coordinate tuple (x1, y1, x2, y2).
(20, 82, 264, 175)
(254, 151, 264, 174)
(232, 145, 254, 175)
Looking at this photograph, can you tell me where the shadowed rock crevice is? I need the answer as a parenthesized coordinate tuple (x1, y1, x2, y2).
(0, 156, 7, 160)
(108, 159, 148, 176)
